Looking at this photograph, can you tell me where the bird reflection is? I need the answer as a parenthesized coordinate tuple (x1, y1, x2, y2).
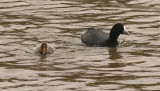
(36, 55, 48, 71)
(108, 47, 122, 60)
(39, 54, 47, 61)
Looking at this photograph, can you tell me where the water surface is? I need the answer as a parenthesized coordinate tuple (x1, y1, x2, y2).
(0, 0, 160, 91)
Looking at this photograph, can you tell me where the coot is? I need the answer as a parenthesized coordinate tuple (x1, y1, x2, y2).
(35, 43, 54, 55)
(81, 23, 129, 47)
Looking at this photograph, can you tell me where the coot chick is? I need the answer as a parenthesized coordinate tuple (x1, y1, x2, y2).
(81, 23, 129, 47)
(35, 43, 54, 55)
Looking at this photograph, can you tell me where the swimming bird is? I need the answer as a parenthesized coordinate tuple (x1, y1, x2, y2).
(81, 23, 129, 47)
(35, 43, 54, 55)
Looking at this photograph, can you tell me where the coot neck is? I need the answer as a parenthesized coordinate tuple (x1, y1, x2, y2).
(107, 29, 120, 46)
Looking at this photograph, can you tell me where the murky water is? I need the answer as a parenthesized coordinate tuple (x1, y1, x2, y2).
(0, 0, 160, 91)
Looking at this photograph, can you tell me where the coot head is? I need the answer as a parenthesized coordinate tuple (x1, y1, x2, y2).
(41, 43, 47, 54)
(108, 23, 129, 46)
(110, 23, 129, 36)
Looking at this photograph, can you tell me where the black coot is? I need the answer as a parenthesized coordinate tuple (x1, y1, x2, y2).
(81, 23, 129, 47)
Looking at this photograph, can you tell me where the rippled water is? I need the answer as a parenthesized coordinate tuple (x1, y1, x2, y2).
(0, 0, 160, 91)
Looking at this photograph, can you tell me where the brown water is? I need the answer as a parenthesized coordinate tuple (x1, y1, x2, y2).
(0, 0, 160, 91)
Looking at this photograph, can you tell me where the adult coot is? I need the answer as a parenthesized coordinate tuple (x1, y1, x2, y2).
(35, 43, 54, 55)
(81, 23, 129, 47)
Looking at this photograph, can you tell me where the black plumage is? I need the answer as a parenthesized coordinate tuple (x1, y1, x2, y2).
(81, 23, 129, 47)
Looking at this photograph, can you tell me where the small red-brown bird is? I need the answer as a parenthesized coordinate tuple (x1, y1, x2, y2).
(35, 43, 54, 55)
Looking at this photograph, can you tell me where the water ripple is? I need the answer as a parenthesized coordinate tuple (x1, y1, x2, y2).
(0, 0, 160, 91)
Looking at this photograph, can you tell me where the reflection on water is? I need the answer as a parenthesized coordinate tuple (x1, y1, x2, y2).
(0, 0, 160, 90)
(108, 48, 122, 60)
